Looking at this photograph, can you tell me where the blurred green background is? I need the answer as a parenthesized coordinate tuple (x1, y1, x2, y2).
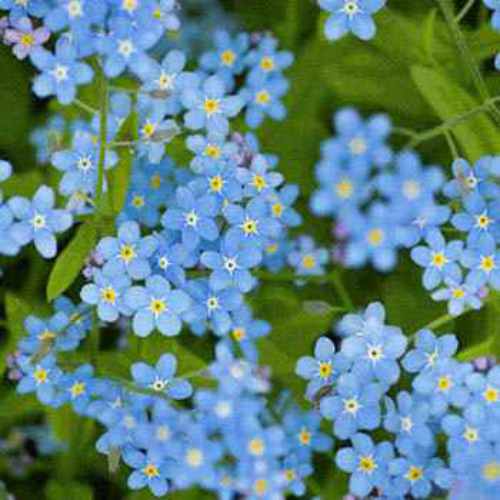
(1, 0, 500, 498)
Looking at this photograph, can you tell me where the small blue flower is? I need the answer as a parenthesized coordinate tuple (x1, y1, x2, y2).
(461, 234, 500, 290)
(131, 353, 193, 400)
(186, 133, 238, 173)
(58, 364, 95, 414)
(200, 236, 260, 293)
(124, 274, 191, 337)
(30, 39, 93, 104)
(266, 184, 301, 228)
(80, 267, 132, 322)
(295, 336, 350, 399)
(8, 185, 73, 258)
(411, 229, 463, 290)
(97, 220, 158, 280)
(181, 74, 243, 137)
(288, 236, 329, 277)
(431, 277, 482, 316)
(236, 154, 283, 197)
(403, 329, 459, 374)
(335, 433, 394, 497)
(320, 373, 384, 439)
(161, 186, 220, 250)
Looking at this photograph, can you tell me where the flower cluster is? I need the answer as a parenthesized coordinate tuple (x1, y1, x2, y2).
(318, 0, 386, 41)
(296, 302, 500, 499)
(10, 296, 334, 498)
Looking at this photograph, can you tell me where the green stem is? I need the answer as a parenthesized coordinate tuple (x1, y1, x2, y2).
(455, 0, 476, 23)
(74, 98, 98, 115)
(89, 310, 100, 368)
(94, 65, 109, 218)
(407, 96, 500, 148)
(436, 0, 500, 124)
(444, 130, 459, 159)
(421, 313, 456, 332)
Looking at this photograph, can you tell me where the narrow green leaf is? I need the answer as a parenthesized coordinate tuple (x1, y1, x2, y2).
(110, 146, 133, 214)
(46, 222, 97, 302)
(410, 65, 500, 160)
(0, 293, 31, 373)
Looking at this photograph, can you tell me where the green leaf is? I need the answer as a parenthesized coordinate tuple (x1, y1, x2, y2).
(109, 147, 133, 214)
(410, 65, 500, 160)
(45, 481, 93, 500)
(46, 222, 97, 302)
(0, 293, 31, 373)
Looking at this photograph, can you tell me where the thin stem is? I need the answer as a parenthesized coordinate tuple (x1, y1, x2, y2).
(330, 270, 355, 312)
(392, 126, 418, 139)
(455, 0, 476, 23)
(74, 98, 98, 115)
(407, 96, 500, 148)
(94, 65, 109, 218)
(110, 140, 136, 148)
(444, 130, 459, 159)
(421, 313, 456, 332)
(436, 0, 500, 124)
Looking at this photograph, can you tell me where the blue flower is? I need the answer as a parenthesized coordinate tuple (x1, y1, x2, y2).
(58, 364, 95, 414)
(465, 366, 500, 419)
(51, 131, 117, 196)
(411, 229, 463, 290)
(335, 433, 394, 497)
(341, 324, 407, 385)
(0, 205, 21, 256)
(295, 336, 350, 399)
(224, 197, 282, 249)
(80, 267, 132, 322)
(131, 353, 193, 400)
(0, 159, 12, 182)
(186, 133, 238, 173)
(281, 454, 313, 497)
(241, 74, 289, 129)
(336, 301, 392, 338)
(484, 0, 500, 30)
(181, 74, 243, 136)
(0, 0, 50, 19)
(461, 234, 500, 290)
(30, 39, 93, 104)
(188, 161, 242, 202)
(403, 329, 459, 374)
(320, 373, 384, 438)
(319, 0, 386, 41)
(288, 236, 329, 276)
(8, 185, 73, 258)
(124, 275, 191, 337)
(97, 220, 157, 280)
(95, 16, 159, 78)
(431, 277, 482, 316)
(451, 192, 500, 245)
(266, 184, 301, 228)
(200, 236, 261, 293)
(383, 391, 434, 455)
(161, 186, 220, 250)
(17, 354, 63, 406)
(123, 447, 173, 497)
(412, 359, 472, 416)
(184, 280, 243, 336)
(236, 154, 283, 197)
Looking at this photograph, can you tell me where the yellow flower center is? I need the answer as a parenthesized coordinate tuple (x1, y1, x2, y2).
(70, 381, 86, 398)
(484, 386, 499, 403)
(142, 463, 159, 478)
(242, 218, 258, 235)
(349, 136, 367, 155)
(101, 287, 117, 305)
(367, 228, 384, 247)
(260, 56, 275, 71)
(358, 455, 377, 474)
(150, 174, 162, 189)
(483, 461, 500, 482)
(205, 144, 221, 158)
(344, 398, 360, 414)
(302, 254, 317, 270)
(335, 179, 353, 199)
(132, 195, 145, 208)
(452, 287, 465, 299)
(34, 367, 48, 384)
(437, 375, 453, 392)
(221, 50, 236, 66)
(431, 252, 448, 269)
(480, 256, 496, 273)
(405, 466, 424, 482)
(271, 202, 283, 217)
(266, 243, 279, 254)
(284, 469, 296, 481)
(122, 0, 138, 13)
(255, 90, 271, 105)
(203, 98, 220, 116)
(141, 121, 156, 139)
(318, 361, 332, 378)
(21, 33, 34, 46)
(248, 438, 265, 456)
(476, 214, 492, 229)
(253, 479, 268, 495)
(298, 428, 312, 445)
(186, 448, 203, 467)
(150, 298, 167, 316)
(209, 175, 224, 192)
(120, 244, 136, 263)
(38, 329, 56, 341)
(252, 174, 267, 191)
(463, 426, 479, 443)
(232, 327, 246, 342)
